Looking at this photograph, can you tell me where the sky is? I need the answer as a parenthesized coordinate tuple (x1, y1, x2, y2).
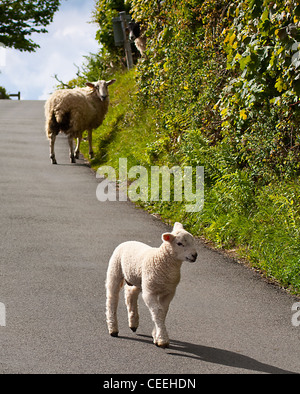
(0, 0, 99, 100)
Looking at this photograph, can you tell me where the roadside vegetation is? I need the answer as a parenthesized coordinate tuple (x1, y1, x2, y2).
(0, 86, 10, 99)
(63, 0, 300, 295)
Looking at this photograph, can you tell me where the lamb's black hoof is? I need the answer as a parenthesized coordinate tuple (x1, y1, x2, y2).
(155, 342, 170, 349)
(110, 332, 119, 337)
(130, 327, 137, 333)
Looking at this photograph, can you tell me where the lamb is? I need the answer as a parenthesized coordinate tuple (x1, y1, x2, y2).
(45, 79, 116, 164)
(105, 222, 198, 348)
(128, 22, 147, 56)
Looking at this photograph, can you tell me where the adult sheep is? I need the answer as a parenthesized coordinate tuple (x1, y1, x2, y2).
(128, 22, 147, 56)
(45, 79, 116, 164)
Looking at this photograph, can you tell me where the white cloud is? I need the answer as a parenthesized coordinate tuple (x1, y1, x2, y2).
(0, 0, 99, 100)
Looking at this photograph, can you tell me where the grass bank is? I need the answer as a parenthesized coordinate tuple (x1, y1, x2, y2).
(81, 70, 300, 295)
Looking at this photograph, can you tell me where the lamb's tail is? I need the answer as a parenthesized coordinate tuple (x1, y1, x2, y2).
(106, 249, 124, 292)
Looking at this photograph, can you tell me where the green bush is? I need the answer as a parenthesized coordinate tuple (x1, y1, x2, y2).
(0, 86, 10, 99)
(74, 0, 300, 293)
(219, 0, 300, 180)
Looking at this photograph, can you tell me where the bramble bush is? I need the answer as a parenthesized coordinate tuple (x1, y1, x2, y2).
(219, 0, 300, 179)
(127, 0, 300, 292)
(71, 0, 300, 293)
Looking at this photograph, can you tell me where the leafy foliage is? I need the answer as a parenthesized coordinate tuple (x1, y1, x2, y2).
(0, 86, 10, 99)
(131, 0, 230, 164)
(224, 0, 300, 96)
(75, 0, 300, 293)
(131, 0, 300, 292)
(92, 0, 140, 70)
(219, 0, 300, 179)
(0, 0, 60, 52)
(93, 0, 131, 55)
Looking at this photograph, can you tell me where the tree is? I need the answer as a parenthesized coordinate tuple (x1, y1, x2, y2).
(0, 86, 10, 99)
(0, 0, 61, 52)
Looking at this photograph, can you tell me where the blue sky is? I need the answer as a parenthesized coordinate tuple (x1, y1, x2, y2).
(0, 0, 99, 100)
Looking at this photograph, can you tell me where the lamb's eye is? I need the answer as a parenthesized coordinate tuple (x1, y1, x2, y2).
(177, 242, 184, 246)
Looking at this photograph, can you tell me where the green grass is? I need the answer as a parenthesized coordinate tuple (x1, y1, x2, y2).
(81, 70, 300, 296)
(198, 176, 300, 293)
(80, 69, 157, 171)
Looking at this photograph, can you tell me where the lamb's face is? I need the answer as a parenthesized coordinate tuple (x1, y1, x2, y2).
(172, 231, 198, 263)
(162, 222, 198, 263)
(86, 80, 116, 102)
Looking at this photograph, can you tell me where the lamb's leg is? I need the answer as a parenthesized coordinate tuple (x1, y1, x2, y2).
(88, 129, 94, 159)
(125, 284, 141, 332)
(68, 135, 76, 163)
(50, 134, 57, 165)
(75, 137, 81, 160)
(152, 293, 174, 346)
(143, 291, 173, 348)
(106, 260, 124, 337)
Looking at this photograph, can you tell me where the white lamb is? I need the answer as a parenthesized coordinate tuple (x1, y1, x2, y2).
(45, 79, 116, 164)
(106, 222, 198, 348)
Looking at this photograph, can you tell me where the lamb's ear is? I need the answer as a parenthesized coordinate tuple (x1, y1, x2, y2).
(173, 222, 184, 232)
(162, 233, 175, 243)
(106, 79, 116, 86)
(86, 82, 95, 89)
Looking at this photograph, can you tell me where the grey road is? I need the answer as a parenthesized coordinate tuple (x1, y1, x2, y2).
(0, 100, 299, 375)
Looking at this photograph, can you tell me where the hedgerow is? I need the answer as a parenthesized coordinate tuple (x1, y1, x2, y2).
(69, 0, 300, 293)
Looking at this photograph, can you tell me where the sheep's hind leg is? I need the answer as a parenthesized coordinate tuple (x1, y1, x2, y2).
(106, 271, 124, 337)
(88, 130, 94, 159)
(50, 134, 57, 165)
(68, 135, 76, 163)
(74, 137, 81, 160)
(125, 284, 141, 332)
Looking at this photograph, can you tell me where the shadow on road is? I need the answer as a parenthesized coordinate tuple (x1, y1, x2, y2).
(120, 334, 297, 374)
(54, 162, 91, 168)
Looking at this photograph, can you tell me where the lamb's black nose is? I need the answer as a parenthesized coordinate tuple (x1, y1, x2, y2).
(192, 253, 198, 261)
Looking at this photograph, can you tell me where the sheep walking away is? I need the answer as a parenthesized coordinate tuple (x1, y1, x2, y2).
(45, 79, 116, 164)
(106, 222, 198, 348)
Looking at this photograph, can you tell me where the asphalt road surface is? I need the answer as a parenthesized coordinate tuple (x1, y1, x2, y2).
(0, 100, 299, 375)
